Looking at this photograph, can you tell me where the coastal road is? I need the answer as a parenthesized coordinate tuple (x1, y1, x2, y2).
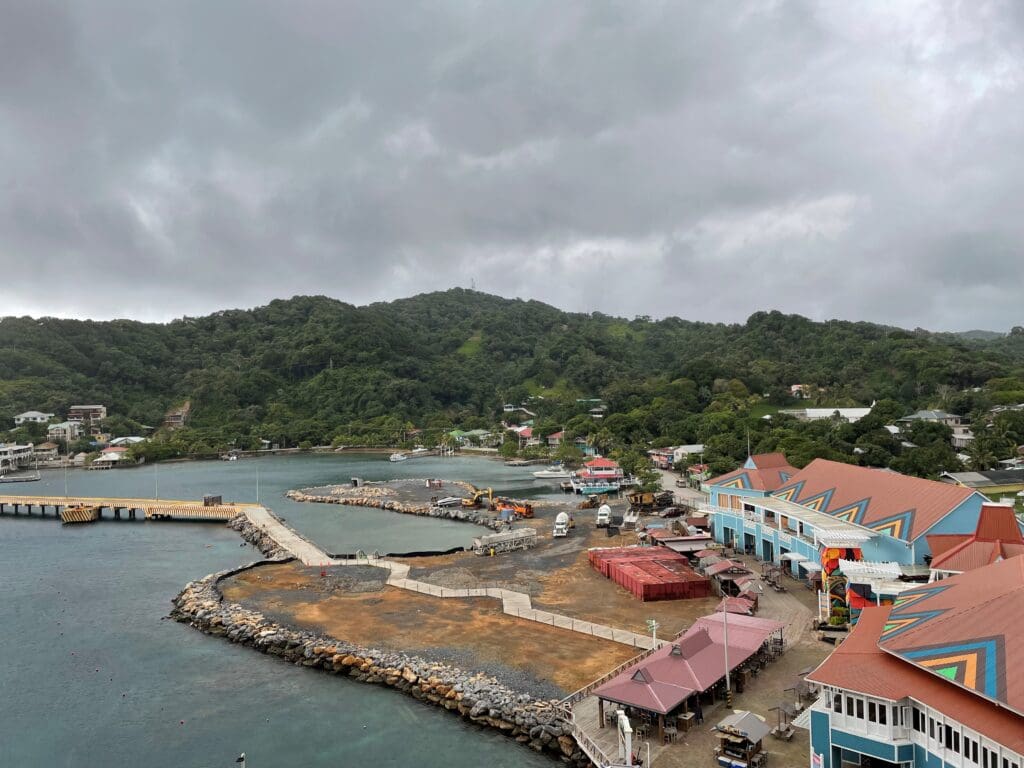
(243, 505, 339, 566)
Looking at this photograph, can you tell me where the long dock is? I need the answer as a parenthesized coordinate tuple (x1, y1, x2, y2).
(0, 495, 254, 522)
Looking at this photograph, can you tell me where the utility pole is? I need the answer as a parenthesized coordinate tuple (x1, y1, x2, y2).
(723, 605, 733, 707)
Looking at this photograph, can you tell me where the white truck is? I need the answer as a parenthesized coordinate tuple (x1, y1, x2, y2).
(553, 511, 570, 538)
(595, 503, 612, 528)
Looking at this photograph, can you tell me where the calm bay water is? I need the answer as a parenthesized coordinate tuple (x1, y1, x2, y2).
(0, 454, 560, 767)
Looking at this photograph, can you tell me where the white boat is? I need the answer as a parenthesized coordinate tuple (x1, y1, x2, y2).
(389, 452, 408, 462)
(532, 465, 572, 479)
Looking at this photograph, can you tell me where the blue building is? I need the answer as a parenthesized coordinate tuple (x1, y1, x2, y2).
(805, 557, 1024, 768)
(704, 456, 987, 621)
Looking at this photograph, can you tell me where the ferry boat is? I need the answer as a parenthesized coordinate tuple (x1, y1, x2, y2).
(389, 452, 408, 462)
(569, 457, 635, 494)
(0, 470, 41, 483)
(532, 465, 572, 479)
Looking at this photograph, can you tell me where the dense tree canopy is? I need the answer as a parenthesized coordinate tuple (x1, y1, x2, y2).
(2, 290, 1023, 475)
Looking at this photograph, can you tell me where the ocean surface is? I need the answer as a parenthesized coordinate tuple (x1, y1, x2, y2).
(0, 454, 562, 767)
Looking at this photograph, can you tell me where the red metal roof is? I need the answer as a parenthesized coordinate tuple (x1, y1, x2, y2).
(749, 452, 792, 469)
(878, 556, 1024, 716)
(594, 614, 783, 714)
(926, 505, 1024, 572)
(716, 597, 754, 615)
(708, 453, 798, 492)
(773, 459, 979, 542)
(807, 606, 1024, 753)
(585, 457, 620, 469)
(705, 559, 751, 577)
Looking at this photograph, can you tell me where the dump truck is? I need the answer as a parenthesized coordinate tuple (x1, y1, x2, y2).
(553, 511, 571, 537)
(495, 498, 534, 519)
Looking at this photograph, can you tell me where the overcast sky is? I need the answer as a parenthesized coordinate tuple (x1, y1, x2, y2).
(2, 1, 1022, 331)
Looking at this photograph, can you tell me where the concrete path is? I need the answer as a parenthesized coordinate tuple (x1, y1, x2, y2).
(243, 505, 340, 566)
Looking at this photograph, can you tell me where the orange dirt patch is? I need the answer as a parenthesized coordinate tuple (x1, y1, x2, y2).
(222, 562, 637, 693)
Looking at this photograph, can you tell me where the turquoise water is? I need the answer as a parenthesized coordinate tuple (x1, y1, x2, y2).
(0, 455, 558, 767)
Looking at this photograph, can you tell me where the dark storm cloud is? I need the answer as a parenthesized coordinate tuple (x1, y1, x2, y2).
(1, 0, 1022, 330)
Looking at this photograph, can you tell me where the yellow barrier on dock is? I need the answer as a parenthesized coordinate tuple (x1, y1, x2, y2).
(0, 495, 251, 523)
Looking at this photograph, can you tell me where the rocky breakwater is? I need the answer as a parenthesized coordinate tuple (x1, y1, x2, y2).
(285, 489, 505, 531)
(227, 515, 289, 559)
(170, 567, 590, 766)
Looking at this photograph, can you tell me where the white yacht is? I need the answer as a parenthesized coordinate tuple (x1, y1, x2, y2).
(389, 452, 408, 462)
(532, 465, 572, 479)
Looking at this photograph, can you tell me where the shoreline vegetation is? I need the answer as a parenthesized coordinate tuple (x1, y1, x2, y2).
(175, 514, 590, 765)
(8, 291, 1024, 484)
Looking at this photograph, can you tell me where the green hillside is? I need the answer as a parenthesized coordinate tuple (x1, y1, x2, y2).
(3, 290, 1024, 474)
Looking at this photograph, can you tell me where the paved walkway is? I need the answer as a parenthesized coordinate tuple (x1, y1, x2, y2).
(243, 506, 658, 650)
(243, 505, 340, 566)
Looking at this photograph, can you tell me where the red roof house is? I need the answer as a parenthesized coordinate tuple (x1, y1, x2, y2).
(927, 503, 1024, 575)
(707, 453, 798, 493)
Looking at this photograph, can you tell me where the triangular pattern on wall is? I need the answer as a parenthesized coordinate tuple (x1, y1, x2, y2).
(899, 636, 1006, 701)
(867, 509, 916, 540)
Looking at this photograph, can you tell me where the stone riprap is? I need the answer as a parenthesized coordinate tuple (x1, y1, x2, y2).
(170, 565, 590, 766)
(228, 514, 290, 559)
(285, 487, 506, 531)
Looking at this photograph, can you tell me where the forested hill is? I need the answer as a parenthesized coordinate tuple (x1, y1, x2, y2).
(2, 289, 1024, 455)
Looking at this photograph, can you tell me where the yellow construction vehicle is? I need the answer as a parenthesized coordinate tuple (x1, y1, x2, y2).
(578, 493, 608, 510)
(462, 487, 494, 508)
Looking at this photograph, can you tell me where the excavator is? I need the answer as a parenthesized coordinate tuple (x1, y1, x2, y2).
(462, 487, 495, 509)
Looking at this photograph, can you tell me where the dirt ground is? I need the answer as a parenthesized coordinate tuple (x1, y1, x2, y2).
(221, 562, 638, 696)
(398, 508, 720, 637)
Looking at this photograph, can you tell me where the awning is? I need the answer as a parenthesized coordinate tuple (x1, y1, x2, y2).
(780, 552, 805, 561)
(800, 561, 822, 572)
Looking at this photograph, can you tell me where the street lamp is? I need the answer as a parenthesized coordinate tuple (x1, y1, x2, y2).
(646, 618, 661, 647)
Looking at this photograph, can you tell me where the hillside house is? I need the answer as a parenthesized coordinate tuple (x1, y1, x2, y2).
(67, 405, 107, 424)
(14, 410, 54, 425)
(47, 421, 82, 443)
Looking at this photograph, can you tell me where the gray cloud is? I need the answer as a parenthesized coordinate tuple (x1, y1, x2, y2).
(1, 0, 1022, 330)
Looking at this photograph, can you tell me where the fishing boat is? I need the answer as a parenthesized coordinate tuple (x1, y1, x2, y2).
(389, 452, 408, 462)
(532, 465, 572, 479)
